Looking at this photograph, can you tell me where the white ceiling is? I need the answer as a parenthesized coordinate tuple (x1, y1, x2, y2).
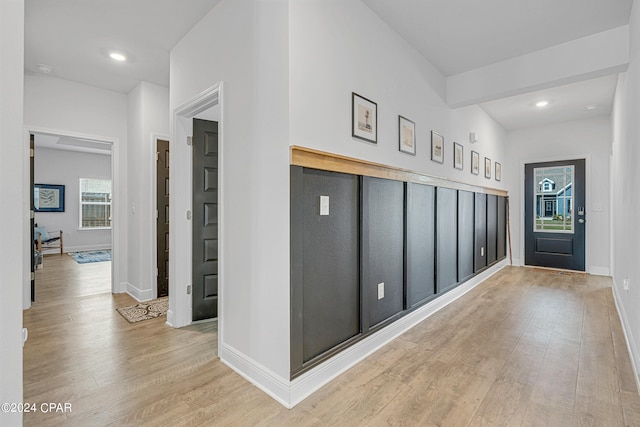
(361, 0, 632, 77)
(25, 0, 222, 94)
(24, 0, 631, 132)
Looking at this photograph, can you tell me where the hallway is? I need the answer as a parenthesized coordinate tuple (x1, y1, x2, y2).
(24, 256, 640, 426)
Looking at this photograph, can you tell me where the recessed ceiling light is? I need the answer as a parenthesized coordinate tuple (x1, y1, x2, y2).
(585, 104, 598, 110)
(535, 101, 549, 108)
(109, 52, 127, 62)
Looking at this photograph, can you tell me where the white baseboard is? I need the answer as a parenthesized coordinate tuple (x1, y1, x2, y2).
(126, 282, 154, 302)
(589, 266, 610, 276)
(511, 258, 523, 267)
(41, 244, 112, 255)
(611, 279, 640, 394)
(219, 344, 292, 408)
(166, 309, 175, 327)
(221, 259, 508, 408)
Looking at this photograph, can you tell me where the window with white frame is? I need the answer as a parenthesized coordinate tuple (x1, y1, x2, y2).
(79, 178, 112, 229)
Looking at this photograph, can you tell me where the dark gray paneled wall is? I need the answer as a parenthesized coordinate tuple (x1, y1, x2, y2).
(361, 177, 404, 329)
(436, 187, 458, 293)
(290, 166, 508, 377)
(290, 167, 360, 369)
(406, 183, 435, 307)
(474, 193, 487, 272)
(458, 191, 475, 283)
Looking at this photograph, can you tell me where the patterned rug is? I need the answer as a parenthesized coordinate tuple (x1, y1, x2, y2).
(116, 297, 169, 323)
(68, 250, 112, 264)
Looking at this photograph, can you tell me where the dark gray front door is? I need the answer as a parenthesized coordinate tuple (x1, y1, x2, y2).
(156, 139, 170, 298)
(192, 119, 218, 321)
(524, 159, 585, 271)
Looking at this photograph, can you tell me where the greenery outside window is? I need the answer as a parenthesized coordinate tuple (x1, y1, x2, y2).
(80, 178, 112, 229)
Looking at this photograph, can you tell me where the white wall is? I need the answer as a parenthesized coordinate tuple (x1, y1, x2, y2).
(126, 81, 170, 301)
(24, 75, 129, 293)
(170, 0, 508, 407)
(610, 0, 640, 387)
(505, 116, 612, 274)
(34, 147, 112, 253)
(0, 0, 24, 423)
(170, 0, 291, 391)
(290, 0, 508, 191)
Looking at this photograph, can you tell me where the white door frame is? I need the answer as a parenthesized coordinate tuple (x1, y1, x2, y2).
(23, 126, 121, 304)
(168, 82, 223, 330)
(519, 154, 591, 272)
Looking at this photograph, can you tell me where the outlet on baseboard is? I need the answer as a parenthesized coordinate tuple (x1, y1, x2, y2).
(623, 278, 630, 293)
(377, 282, 384, 300)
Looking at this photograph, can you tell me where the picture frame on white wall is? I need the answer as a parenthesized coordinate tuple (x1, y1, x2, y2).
(352, 92, 377, 144)
(495, 162, 502, 181)
(485, 157, 492, 179)
(431, 131, 444, 163)
(471, 151, 480, 175)
(453, 142, 463, 170)
(398, 116, 416, 155)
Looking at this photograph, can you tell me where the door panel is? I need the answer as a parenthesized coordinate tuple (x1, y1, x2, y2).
(524, 159, 585, 271)
(156, 139, 169, 297)
(192, 119, 218, 321)
(30, 134, 35, 302)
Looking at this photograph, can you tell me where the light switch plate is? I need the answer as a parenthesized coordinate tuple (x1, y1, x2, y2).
(481, 247, 485, 257)
(320, 196, 330, 216)
(377, 282, 384, 300)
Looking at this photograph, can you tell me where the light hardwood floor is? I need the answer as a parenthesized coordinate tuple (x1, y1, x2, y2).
(24, 255, 640, 426)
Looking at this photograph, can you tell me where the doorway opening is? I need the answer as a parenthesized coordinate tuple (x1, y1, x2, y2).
(27, 128, 118, 302)
(169, 82, 222, 329)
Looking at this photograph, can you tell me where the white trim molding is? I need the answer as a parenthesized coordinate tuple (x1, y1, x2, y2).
(611, 279, 640, 393)
(220, 260, 508, 408)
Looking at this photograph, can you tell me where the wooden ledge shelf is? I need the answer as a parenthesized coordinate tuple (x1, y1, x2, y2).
(290, 146, 508, 197)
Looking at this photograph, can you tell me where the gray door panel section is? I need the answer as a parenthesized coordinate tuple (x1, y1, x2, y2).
(406, 183, 436, 307)
(436, 187, 458, 293)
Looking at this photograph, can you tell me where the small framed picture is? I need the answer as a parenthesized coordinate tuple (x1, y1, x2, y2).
(471, 151, 480, 175)
(398, 116, 416, 155)
(485, 157, 491, 179)
(34, 183, 65, 212)
(431, 131, 444, 163)
(352, 92, 377, 144)
(495, 162, 502, 181)
(453, 142, 463, 170)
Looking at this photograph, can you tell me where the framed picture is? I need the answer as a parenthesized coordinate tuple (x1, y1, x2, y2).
(352, 92, 377, 143)
(495, 162, 502, 181)
(453, 142, 463, 170)
(398, 116, 416, 155)
(471, 151, 480, 175)
(431, 131, 444, 163)
(34, 184, 65, 212)
(484, 157, 491, 179)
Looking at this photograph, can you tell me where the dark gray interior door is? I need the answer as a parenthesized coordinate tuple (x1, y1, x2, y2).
(156, 139, 170, 298)
(30, 134, 35, 302)
(524, 159, 585, 271)
(192, 119, 218, 321)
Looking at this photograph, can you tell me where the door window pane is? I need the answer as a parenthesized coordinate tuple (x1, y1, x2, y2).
(534, 166, 573, 233)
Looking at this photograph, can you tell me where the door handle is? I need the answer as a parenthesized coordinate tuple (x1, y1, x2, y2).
(578, 218, 585, 224)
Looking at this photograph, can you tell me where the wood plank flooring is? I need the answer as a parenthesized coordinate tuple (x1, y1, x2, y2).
(24, 255, 640, 426)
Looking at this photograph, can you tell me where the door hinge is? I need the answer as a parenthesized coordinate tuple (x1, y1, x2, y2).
(155, 209, 159, 219)
(186, 136, 193, 146)
(156, 151, 159, 161)
(155, 268, 159, 277)
(186, 210, 192, 220)
(31, 272, 35, 280)
(187, 285, 192, 295)
(30, 210, 35, 219)
(30, 148, 34, 158)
